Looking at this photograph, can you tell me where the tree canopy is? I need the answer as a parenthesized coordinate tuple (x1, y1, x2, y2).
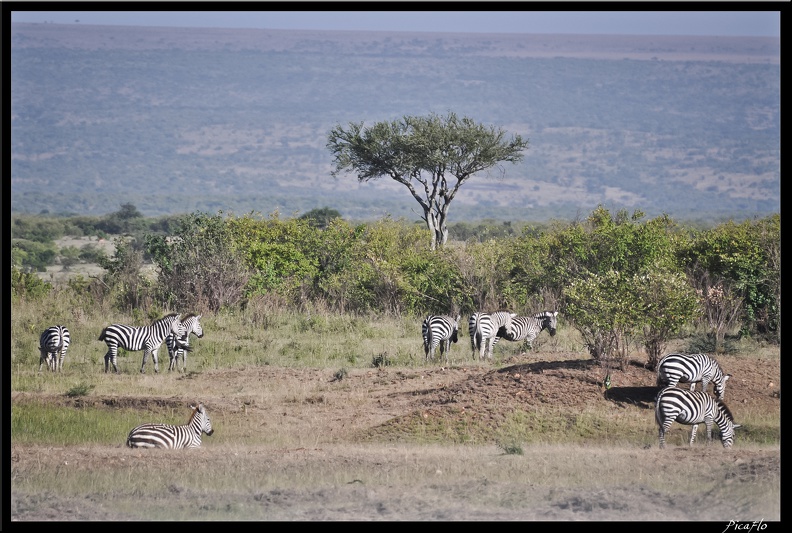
(327, 112, 529, 250)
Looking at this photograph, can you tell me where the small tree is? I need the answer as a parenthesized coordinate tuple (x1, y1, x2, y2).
(327, 112, 529, 250)
(299, 207, 342, 229)
(634, 269, 700, 368)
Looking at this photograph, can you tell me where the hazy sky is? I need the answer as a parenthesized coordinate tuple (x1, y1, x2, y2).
(9, 10, 781, 37)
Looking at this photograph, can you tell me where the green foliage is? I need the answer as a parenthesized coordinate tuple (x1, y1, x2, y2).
(11, 266, 53, 301)
(299, 207, 342, 229)
(632, 269, 701, 367)
(65, 382, 95, 397)
(11, 215, 66, 242)
(229, 213, 318, 299)
(59, 245, 81, 268)
(550, 208, 696, 362)
(679, 214, 780, 338)
(11, 239, 57, 271)
(77, 243, 107, 264)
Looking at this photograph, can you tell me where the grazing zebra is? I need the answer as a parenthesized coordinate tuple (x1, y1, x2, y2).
(468, 311, 516, 361)
(98, 313, 185, 374)
(497, 311, 558, 348)
(422, 314, 461, 364)
(126, 402, 214, 449)
(655, 386, 740, 449)
(39, 325, 70, 372)
(656, 352, 731, 400)
(166, 314, 204, 372)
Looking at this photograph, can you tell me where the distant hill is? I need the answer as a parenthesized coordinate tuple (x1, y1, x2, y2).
(10, 23, 780, 223)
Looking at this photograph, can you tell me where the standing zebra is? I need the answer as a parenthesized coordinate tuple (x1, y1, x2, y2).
(497, 311, 558, 348)
(98, 313, 185, 374)
(39, 325, 70, 372)
(422, 314, 460, 364)
(166, 314, 204, 372)
(126, 402, 214, 449)
(655, 386, 740, 449)
(656, 352, 731, 400)
(468, 311, 516, 361)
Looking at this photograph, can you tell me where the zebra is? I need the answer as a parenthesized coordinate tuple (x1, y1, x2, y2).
(166, 314, 204, 372)
(497, 311, 558, 348)
(468, 311, 516, 361)
(39, 325, 70, 372)
(656, 352, 731, 400)
(655, 386, 740, 449)
(98, 313, 185, 374)
(126, 402, 214, 449)
(422, 314, 460, 364)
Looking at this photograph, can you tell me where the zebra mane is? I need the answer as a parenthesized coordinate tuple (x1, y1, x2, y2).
(181, 313, 198, 321)
(187, 403, 201, 423)
(717, 400, 735, 422)
(534, 311, 555, 319)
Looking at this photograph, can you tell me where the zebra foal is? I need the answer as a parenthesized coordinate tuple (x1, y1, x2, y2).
(655, 386, 740, 449)
(39, 325, 70, 372)
(126, 402, 214, 449)
(422, 314, 461, 364)
(98, 313, 185, 374)
(166, 314, 204, 372)
(656, 352, 731, 400)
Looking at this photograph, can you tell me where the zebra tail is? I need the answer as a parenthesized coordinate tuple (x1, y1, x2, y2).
(98, 328, 106, 341)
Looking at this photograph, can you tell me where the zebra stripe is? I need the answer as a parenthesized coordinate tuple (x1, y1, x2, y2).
(39, 325, 70, 372)
(468, 311, 515, 361)
(656, 352, 731, 400)
(422, 314, 460, 364)
(126, 402, 214, 449)
(497, 311, 558, 347)
(166, 314, 204, 372)
(655, 386, 740, 449)
(98, 313, 185, 374)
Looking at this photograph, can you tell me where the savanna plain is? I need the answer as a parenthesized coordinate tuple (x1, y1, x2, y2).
(10, 306, 780, 522)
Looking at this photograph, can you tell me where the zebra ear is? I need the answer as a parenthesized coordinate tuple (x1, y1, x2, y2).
(733, 424, 742, 430)
(553, 311, 558, 317)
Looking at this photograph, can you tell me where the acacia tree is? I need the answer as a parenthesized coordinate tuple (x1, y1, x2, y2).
(327, 112, 529, 250)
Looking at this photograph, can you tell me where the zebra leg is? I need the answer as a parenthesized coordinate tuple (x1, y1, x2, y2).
(104, 349, 119, 373)
(658, 422, 671, 449)
(705, 418, 714, 446)
(140, 350, 149, 373)
(689, 424, 699, 446)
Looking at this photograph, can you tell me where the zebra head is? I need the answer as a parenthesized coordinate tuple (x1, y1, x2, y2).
(539, 311, 558, 336)
(716, 399, 739, 448)
(713, 372, 731, 401)
(190, 402, 214, 437)
(170, 314, 187, 337)
(184, 314, 204, 339)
